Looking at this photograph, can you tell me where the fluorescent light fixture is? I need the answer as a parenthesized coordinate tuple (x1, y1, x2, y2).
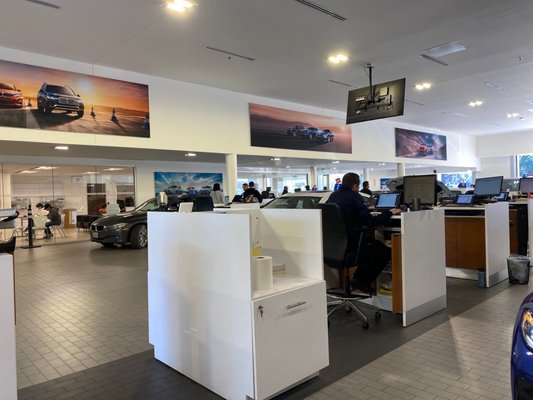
(270, 157, 281, 161)
(34, 166, 56, 170)
(468, 100, 483, 107)
(166, 0, 195, 12)
(19, 170, 38, 174)
(507, 113, 520, 118)
(328, 53, 349, 64)
(103, 168, 124, 171)
(423, 42, 466, 58)
(415, 82, 432, 90)
(285, 166, 290, 168)
(54, 145, 69, 150)
(485, 82, 504, 91)
(331, 161, 340, 164)
(185, 152, 197, 157)
(83, 171, 98, 175)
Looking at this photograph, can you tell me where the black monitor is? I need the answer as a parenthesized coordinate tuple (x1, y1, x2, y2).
(519, 177, 533, 194)
(402, 174, 437, 205)
(474, 176, 503, 197)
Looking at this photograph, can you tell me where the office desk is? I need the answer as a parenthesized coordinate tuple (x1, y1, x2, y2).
(364, 210, 447, 327)
(440, 202, 509, 287)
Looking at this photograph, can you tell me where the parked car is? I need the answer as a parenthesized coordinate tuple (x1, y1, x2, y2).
(37, 82, 84, 117)
(417, 144, 428, 154)
(285, 125, 334, 143)
(319, 129, 335, 143)
(512, 291, 533, 399)
(262, 190, 371, 209)
(0, 82, 23, 107)
(427, 145, 435, 155)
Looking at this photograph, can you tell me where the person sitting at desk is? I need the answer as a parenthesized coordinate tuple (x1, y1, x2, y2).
(43, 203, 61, 239)
(327, 172, 401, 293)
(360, 181, 372, 196)
(243, 181, 263, 203)
(34, 203, 49, 216)
(210, 183, 224, 204)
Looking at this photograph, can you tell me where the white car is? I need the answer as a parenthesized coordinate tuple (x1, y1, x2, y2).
(262, 190, 371, 209)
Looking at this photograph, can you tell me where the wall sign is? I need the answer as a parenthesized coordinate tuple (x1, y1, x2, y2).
(395, 128, 447, 160)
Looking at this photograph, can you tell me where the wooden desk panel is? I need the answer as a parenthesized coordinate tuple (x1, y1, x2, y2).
(391, 233, 402, 314)
(445, 217, 485, 270)
(510, 209, 519, 254)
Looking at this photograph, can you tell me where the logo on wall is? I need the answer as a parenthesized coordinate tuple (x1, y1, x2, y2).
(0, 59, 150, 137)
(395, 128, 447, 160)
(249, 103, 352, 154)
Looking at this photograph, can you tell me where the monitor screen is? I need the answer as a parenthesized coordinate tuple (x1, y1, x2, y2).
(455, 194, 475, 205)
(375, 193, 400, 209)
(402, 174, 437, 205)
(474, 176, 503, 197)
(494, 192, 509, 201)
(519, 177, 533, 193)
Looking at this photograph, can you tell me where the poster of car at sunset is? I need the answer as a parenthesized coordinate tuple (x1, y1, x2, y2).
(0, 59, 150, 138)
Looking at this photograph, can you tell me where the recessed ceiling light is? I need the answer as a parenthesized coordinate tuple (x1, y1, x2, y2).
(185, 152, 197, 157)
(415, 82, 432, 90)
(507, 113, 521, 118)
(328, 53, 349, 64)
(468, 100, 483, 107)
(270, 157, 281, 161)
(331, 161, 340, 164)
(83, 171, 99, 175)
(285, 166, 290, 168)
(54, 145, 69, 150)
(103, 168, 124, 171)
(165, 0, 195, 12)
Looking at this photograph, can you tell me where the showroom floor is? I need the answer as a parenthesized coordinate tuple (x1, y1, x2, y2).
(13, 241, 524, 399)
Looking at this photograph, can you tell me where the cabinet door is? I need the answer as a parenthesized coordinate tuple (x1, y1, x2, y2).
(252, 282, 328, 400)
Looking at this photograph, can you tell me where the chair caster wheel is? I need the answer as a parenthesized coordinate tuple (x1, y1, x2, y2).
(375, 311, 382, 320)
(362, 321, 369, 329)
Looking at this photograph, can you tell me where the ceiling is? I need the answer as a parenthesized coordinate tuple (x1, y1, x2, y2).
(2, 0, 533, 139)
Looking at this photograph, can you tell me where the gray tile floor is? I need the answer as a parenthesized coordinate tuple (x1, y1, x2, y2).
(14, 241, 152, 389)
(12, 240, 530, 399)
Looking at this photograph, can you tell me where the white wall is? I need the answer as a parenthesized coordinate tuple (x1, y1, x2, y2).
(0, 46, 478, 169)
(478, 156, 513, 178)
(477, 130, 533, 158)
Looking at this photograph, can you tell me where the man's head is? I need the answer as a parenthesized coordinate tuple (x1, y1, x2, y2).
(242, 183, 249, 190)
(335, 177, 341, 183)
(362, 181, 369, 188)
(44, 204, 52, 211)
(36, 203, 44, 209)
(342, 173, 361, 192)
(248, 181, 255, 188)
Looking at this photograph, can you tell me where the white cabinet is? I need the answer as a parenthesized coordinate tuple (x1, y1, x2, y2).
(148, 209, 329, 400)
(253, 281, 327, 399)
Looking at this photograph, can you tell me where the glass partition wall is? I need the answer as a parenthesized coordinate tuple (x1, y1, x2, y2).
(0, 163, 135, 244)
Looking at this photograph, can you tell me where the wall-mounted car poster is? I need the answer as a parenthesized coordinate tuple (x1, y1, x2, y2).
(154, 172, 223, 197)
(395, 128, 447, 160)
(0, 59, 150, 137)
(249, 103, 352, 153)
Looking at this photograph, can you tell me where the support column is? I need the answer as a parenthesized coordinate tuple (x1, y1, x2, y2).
(0, 173, 11, 210)
(397, 163, 406, 177)
(309, 167, 317, 189)
(225, 153, 238, 200)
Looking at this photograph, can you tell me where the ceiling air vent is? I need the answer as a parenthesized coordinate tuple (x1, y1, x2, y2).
(205, 47, 255, 61)
(293, 0, 347, 21)
(421, 42, 465, 66)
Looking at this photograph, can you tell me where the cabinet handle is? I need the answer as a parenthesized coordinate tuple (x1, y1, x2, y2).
(286, 301, 306, 310)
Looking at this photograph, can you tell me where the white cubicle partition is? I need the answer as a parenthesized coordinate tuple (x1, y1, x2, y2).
(147, 210, 328, 400)
(401, 210, 447, 326)
(0, 253, 17, 400)
(528, 199, 533, 265)
(484, 202, 510, 286)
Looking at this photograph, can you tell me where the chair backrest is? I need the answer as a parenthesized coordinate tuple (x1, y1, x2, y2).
(32, 215, 48, 229)
(0, 236, 16, 254)
(317, 203, 349, 270)
(193, 196, 214, 212)
(105, 203, 120, 215)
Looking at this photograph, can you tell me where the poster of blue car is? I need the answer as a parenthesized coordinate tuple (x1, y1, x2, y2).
(154, 172, 223, 196)
(395, 128, 447, 160)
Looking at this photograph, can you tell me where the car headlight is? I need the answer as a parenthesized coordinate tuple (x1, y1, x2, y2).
(46, 95, 58, 100)
(521, 309, 533, 349)
(108, 223, 128, 231)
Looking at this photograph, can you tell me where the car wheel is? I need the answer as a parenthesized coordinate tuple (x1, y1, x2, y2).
(292, 131, 297, 137)
(130, 224, 148, 249)
(77, 110, 84, 118)
(44, 103, 52, 114)
(37, 103, 44, 113)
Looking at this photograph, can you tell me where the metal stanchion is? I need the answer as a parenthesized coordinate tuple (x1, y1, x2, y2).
(21, 204, 41, 249)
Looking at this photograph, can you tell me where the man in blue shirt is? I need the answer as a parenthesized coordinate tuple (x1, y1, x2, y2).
(327, 172, 401, 293)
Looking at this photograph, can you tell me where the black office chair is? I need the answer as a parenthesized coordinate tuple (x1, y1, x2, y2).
(0, 236, 16, 254)
(193, 196, 214, 212)
(318, 203, 381, 329)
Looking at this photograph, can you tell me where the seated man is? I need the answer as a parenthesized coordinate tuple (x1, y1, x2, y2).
(43, 204, 61, 239)
(326, 172, 401, 293)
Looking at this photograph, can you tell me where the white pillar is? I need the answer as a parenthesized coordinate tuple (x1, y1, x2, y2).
(309, 167, 317, 188)
(0, 173, 11, 210)
(397, 163, 406, 177)
(225, 153, 238, 199)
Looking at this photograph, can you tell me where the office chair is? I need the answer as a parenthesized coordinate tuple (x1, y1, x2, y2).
(193, 196, 214, 212)
(0, 236, 16, 254)
(318, 203, 381, 329)
(50, 214, 67, 238)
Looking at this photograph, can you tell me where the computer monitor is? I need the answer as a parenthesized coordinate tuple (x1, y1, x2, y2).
(474, 176, 503, 197)
(519, 177, 533, 194)
(375, 193, 401, 210)
(402, 174, 437, 205)
(494, 192, 509, 202)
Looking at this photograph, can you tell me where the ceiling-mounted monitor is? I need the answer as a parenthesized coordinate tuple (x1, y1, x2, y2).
(346, 78, 406, 124)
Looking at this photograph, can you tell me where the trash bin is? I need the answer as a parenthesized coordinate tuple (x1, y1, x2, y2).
(507, 255, 531, 284)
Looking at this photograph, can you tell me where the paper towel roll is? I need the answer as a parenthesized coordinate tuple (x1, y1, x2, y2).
(252, 256, 273, 291)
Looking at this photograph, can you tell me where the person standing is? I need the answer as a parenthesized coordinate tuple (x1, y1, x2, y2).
(282, 186, 289, 195)
(243, 181, 263, 203)
(327, 173, 401, 293)
(333, 177, 342, 191)
(210, 183, 224, 204)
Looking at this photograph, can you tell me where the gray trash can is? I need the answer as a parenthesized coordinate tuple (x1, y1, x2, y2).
(507, 255, 530, 284)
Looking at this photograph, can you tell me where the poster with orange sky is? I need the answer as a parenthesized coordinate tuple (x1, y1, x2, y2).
(0, 59, 149, 137)
(249, 103, 351, 153)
